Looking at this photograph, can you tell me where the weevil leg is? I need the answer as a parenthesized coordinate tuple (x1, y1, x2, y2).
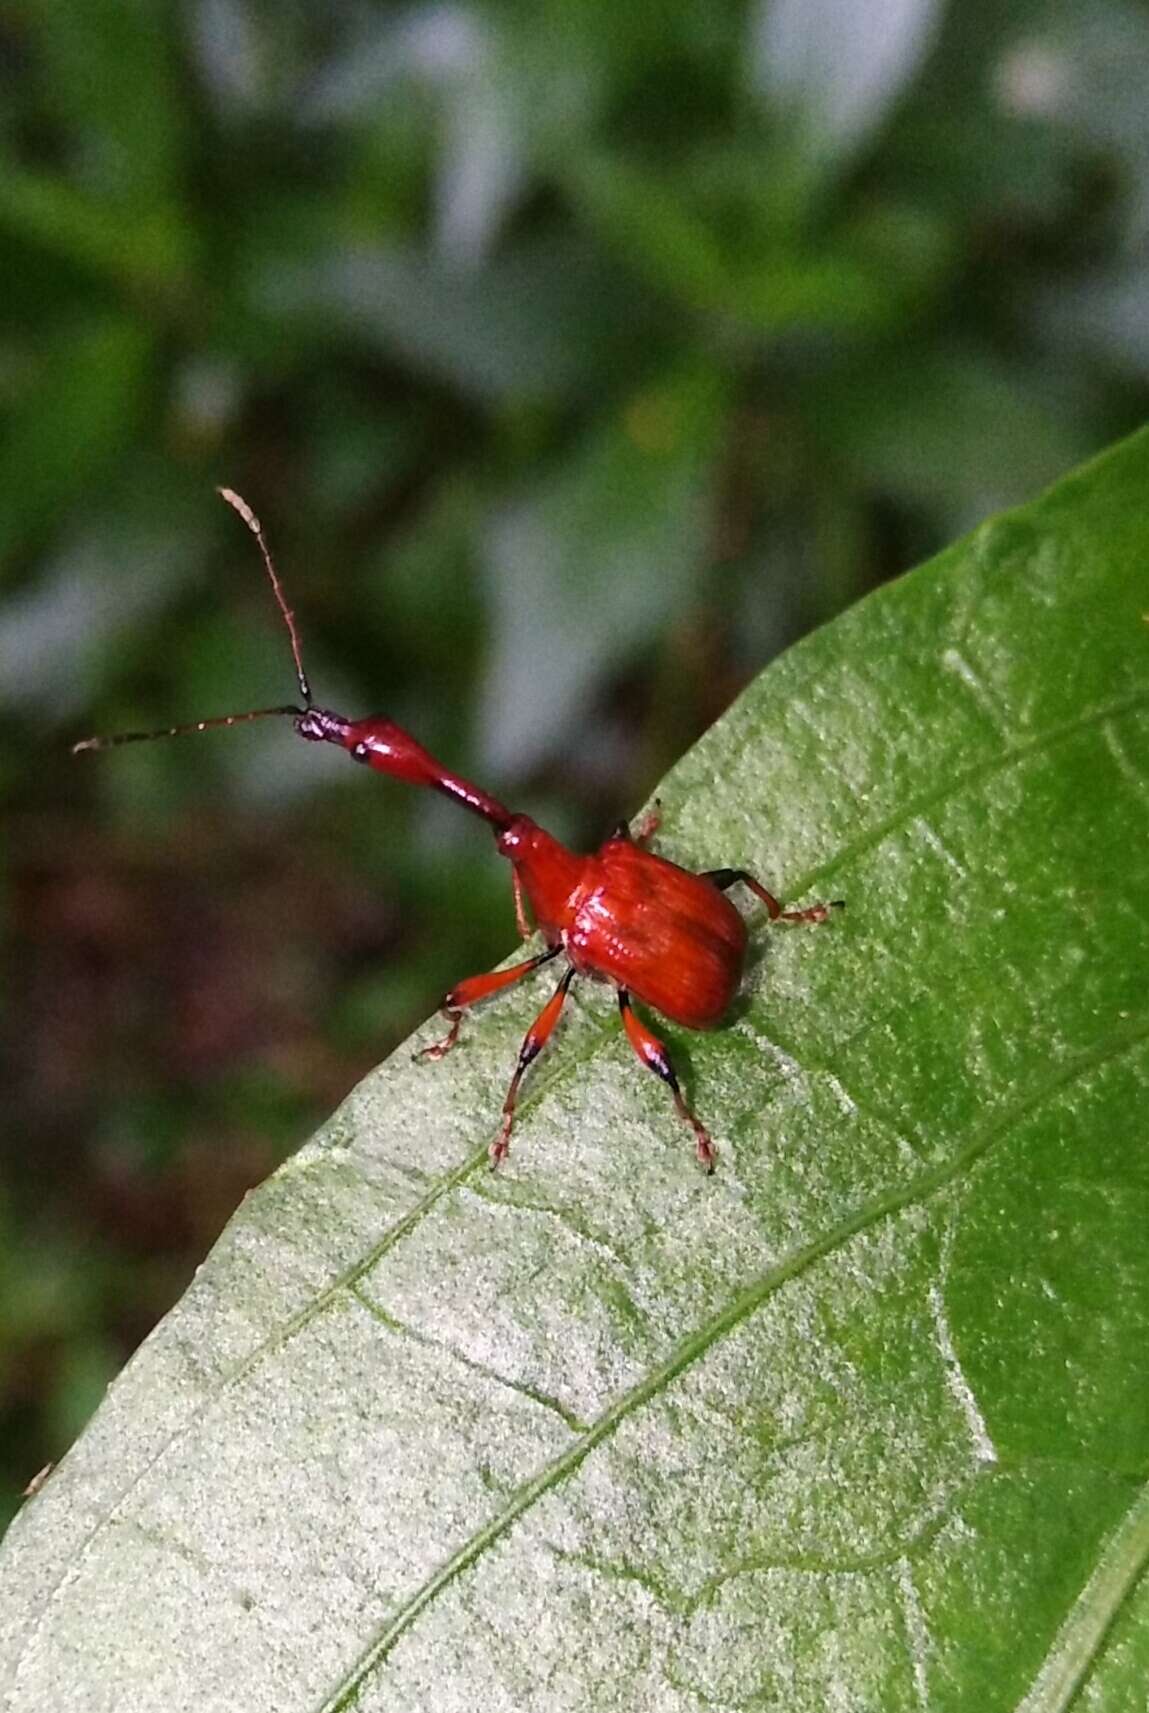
(416, 946, 561, 1062)
(609, 799, 661, 848)
(490, 965, 577, 1167)
(702, 868, 844, 925)
(617, 989, 715, 1173)
(630, 800, 662, 847)
(512, 866, 534, 940)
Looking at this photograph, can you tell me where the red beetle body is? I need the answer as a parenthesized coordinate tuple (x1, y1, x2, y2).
(76, 492, 842, 1172)
(320, 719, 747, 1027)
(512, 824, 746, 1028)
(291, 706, 838, 1169)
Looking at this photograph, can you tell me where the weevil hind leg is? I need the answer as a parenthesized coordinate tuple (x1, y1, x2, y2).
(702, 868, 844, 925)
(617, 988, 716, 1172)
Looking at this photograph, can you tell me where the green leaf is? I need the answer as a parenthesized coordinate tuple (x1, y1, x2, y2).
(0, 318, 152, 569)
(806, 344, 1091, 519)
(566, 154, 950, 332)
(1, 428, 1147, 1710)
(751, 0, 944, 169)
(257, 237, 647, 405)
(479, 360, 729, 772)
(26, 0, 187, 208)
(0, 166, 192, 294)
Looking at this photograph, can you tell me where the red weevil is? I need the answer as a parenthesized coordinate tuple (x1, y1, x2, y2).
(74, 489, 843, 1171)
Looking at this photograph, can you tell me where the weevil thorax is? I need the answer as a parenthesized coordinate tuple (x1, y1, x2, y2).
(497, 816, 585, 938)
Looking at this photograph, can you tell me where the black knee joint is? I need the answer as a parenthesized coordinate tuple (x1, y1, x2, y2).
(651, 1050, 679, 1091)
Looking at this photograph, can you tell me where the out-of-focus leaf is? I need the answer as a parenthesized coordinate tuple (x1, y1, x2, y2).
(189, 0, 266, 117)
(0, 167, 192, 294)
(749, 0, 944, 167)
(883, 107, 1079, 221)
(256, 237, 649, 404)
(806, 346, 1091, 527)
(362, 476, 483, 674)
(566, 155, 728, 307)
(1039, 263, 1149, 383)
(28, 0, 186, 206)
(1009, 2, 1149, 243)
(2, 427, 1148, 1709)
(305, 5, 526, 262)
(0, 468, 211, 718)
(479, 362, 728, 773)
(0, 320, 152, 571)
(567, 155, 950, 332)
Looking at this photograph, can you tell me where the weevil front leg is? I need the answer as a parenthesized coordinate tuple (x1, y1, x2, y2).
(512, 867, 534, 940)
(702, 869, 844, 925)
(490, 965, 577, 1167)
(416, 946, 561, 1061)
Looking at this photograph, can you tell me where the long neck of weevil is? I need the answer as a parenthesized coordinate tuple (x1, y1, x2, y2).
(306, 710, 516, 831)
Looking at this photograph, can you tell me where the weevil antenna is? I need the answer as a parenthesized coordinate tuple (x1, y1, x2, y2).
(217, 487, 312, 707)
(71, 488, 315, 755)
(71, 704, 304, 754)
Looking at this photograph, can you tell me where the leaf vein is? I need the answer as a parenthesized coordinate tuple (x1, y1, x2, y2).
(347, 1283, 589, 1434)
(799, 690, 1149, 887)
(1016, 1477, 1149, 1713)
(686, 1471, 981, 1602)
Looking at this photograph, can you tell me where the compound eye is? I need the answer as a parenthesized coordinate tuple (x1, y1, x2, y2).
(352, 741, 371, 765)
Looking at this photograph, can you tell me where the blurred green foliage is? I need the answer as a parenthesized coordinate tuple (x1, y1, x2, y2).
(1, 0, 1148, 1529)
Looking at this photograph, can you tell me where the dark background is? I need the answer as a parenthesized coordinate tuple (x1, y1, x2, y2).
(3, 0, 1148, 1529)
